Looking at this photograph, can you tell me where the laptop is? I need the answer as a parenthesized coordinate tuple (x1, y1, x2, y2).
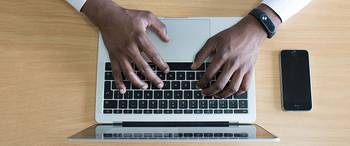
(69, 17, 279, 141)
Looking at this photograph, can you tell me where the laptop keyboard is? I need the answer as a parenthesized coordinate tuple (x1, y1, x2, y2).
(103, 62, 248, 114)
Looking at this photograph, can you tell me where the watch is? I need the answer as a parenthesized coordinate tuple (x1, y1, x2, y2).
(249, 8, 276, 38)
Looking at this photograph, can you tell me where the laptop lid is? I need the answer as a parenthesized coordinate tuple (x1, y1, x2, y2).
(68, 124, 279, 141)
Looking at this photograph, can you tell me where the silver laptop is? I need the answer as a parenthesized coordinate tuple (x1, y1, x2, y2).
(69, 17, 279, 141)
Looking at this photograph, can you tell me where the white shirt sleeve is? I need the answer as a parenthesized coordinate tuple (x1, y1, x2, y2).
(262, 0, 312, 22)
(66, 0, 87, 11)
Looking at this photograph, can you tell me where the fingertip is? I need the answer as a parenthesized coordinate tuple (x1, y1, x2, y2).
(119, 88, 126, 94)
(191, 63, 198, 70)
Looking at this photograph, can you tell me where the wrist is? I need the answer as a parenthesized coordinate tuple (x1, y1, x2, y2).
(81, 0, 124, 28)
(241, 15, 268, 39)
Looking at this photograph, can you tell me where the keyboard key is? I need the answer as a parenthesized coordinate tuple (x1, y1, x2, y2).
(191, 81, 197, 89)
(174, 109, 183, 114)
(112, 81, 116, 89)
(169, 100, 178, 108)
(234, 133, 248, 137)
(164, 91, 173, 99)
(105, 62, 112, 71)
(239, 100, 248, 108)
(143, 110, 152, 114)
(133, 109, 142, 114)
(103, 110, 112, 114)
(104, 81, 111, 91)
(235, 92, 247, 99)
(184, 133, 193, 137)
(184, 110, 193, 114)
(171, 81, 180, 89)
(124, 91, 133, 99)
(113, 109, 122, 114)
(225, 95, 233, 99)
(156, 72, 165, 80)
(164, 109, 173, 114)
(154, 91, 163, 99)
(179, 100, 188, 108)
(229, 100, 238, 108)
(149, 100, 158, 109)
(163, 81, 171, 89)
(154, 109, 162, 114)
(136, 72, 145, 80)
(196, 71, 205, 80)
(189, 100, 198, 108)
(144, 91, 153, 99)
(139, 100, 148, 109)
(184, 91, 193, 99)
(159, 100, 167, 108)
(224, 133, 234, 137)
(194, 91, 202, 99)
(104, 100, 117, 108)
(194, 133, 203, 137)
(123, 110, 132, 114)
(167, 72, 176, 80)
(186, 72, 195, 80)
(224, 109, 233, 114)
(129, 100, 137, 108)
(149, 63, 157, 70)
(214, 133, 223, 137)
(204, 109, 213, 114)
(204, 133, 213, 137)
(181, 81, 191, 89)
(234, 109, 248, 114)
(214, 109, 223, 114)
(199, 100, 208, 108)
(209, 100, 218, 108)
(104, 90, 113, 99)
(105, 72, 114, 80)
(176, 72, 186, 80)
(174, 91, 183, 99)
(118, 100, 127, 108)
(219, 100, 228, 108)
(204, 96, 213, 99)
(124, 81, 131, 89)
(134, 91, 143, 99)
(194, 109, 203, 114)
(168, 62, 192, 70)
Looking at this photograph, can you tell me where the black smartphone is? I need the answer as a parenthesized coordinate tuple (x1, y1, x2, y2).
(280, 50, 312, 111)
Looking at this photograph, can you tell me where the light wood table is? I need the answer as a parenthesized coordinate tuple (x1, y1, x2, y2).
(1, 0, 349, 145)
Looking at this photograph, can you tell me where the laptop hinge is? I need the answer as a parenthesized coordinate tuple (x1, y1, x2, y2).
(121, 121, 230, 127)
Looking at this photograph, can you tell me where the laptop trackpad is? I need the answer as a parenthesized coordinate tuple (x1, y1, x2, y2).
(147, 19, 210, 62)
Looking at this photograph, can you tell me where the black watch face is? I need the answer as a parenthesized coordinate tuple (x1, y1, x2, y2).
(261, 14, 275, 33)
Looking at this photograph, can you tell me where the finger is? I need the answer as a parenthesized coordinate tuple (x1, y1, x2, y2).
(197, 53, 225, 89)
(111, 61, 126, 94)
(119, 56, 148, 89)
(136, 33, 170, 73)
(236, 70, 253, 96)
(149, 18, 170, 42)
(201, 63, 236, 96)
(191, 38, 215, 69)
(215, 69, 245, 98)
(130, 46, 164, 89)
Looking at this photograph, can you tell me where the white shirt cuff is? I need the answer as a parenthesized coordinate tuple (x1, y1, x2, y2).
(66, 0, 87, 11)
(262, 0, 311, 22)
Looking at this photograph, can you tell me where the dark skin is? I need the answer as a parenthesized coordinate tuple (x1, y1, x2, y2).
(82, 0, 281, 97)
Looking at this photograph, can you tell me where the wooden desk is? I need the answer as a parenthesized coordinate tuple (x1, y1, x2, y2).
(0, 0, 349, 145)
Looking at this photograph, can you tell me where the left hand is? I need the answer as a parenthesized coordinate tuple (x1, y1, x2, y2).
(191, 15, 267, 98)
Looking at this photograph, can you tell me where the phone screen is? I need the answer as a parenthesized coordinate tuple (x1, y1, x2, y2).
(280, 50, 312, 111)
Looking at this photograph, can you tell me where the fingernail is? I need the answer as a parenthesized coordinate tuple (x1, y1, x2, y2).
(157, 82, 164, 89)
(164, 68, 170, 73)
(141, 84, 148, 90)
(119, 88, 125, 94)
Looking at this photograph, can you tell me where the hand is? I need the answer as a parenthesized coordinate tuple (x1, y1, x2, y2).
(192, 15, 267, 98)
(82, 0, 170, 94)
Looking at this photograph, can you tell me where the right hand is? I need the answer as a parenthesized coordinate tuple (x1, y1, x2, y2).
(82, 0, 170, 94)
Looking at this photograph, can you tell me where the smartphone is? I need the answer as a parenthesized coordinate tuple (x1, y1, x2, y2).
(280, 50, 312, 111)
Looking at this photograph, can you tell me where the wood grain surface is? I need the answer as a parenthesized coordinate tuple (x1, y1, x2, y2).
(0, 0, 349, 146)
